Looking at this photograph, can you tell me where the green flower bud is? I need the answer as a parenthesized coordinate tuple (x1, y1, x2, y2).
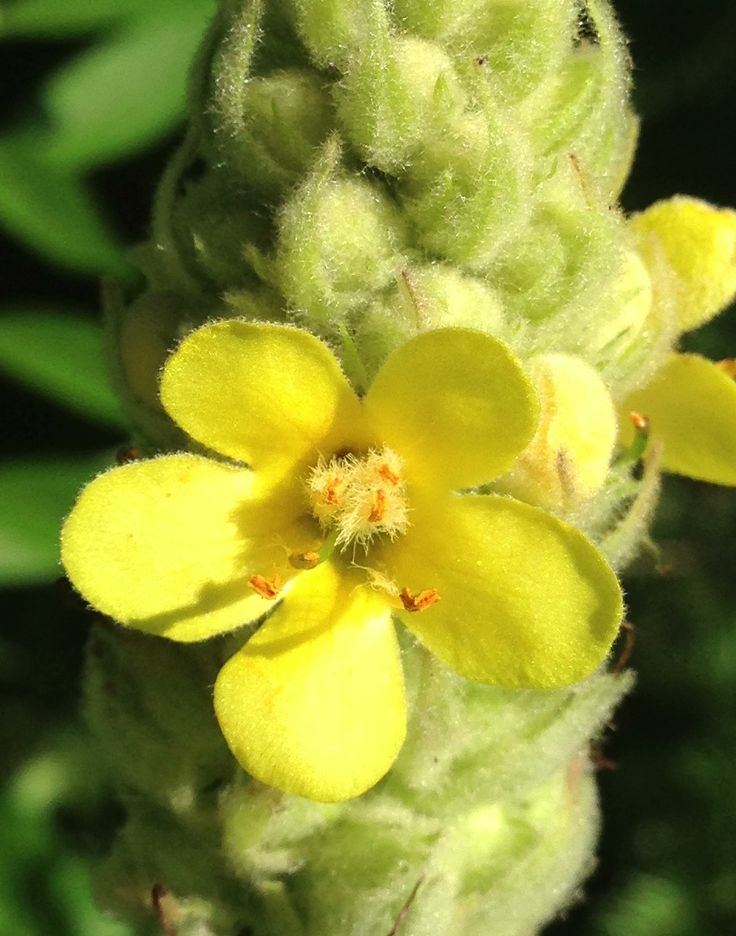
(84, 623, 232, 805)
(276, 140, 408, 325)
(401, 102, 533, 269)
(288, 0, 390, 69)
(489, 195, 624, 339)
(220, 68, 334, 199)
(353, 264, 506, 379)
(106, 289, 204, 449)
(171, 170, 273, 288)
(591, 249, 653, 356)
(335, 35, 466, 172)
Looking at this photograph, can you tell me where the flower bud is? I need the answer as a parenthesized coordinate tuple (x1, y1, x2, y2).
(354, 264, 505, 378)
(401, 104, 533, 269)
(335, 35, 466, 172)
(590, 249, 653, 356)
(289, 0, 389, 69)
(108, 290, 206, 448)
(171, 170, 272, 288)
(223, 69, 334, 200)
(498, 354, 617, 511)
(276, 144, 408, 324)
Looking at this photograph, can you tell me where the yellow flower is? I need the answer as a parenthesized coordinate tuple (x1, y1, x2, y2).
(621, 198, 736, 485)
(62, 322, 622, 802)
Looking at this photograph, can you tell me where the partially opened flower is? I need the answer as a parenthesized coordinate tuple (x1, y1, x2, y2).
(621, 197, 736, 486)
(62, 321, 623, 802)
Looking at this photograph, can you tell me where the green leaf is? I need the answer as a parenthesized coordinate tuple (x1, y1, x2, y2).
(43, 4, 214, 169)
(0, 135, 130, 276)
(0, 309, 126, 428)
(0, 453, 113, 587)
(0, 0, 151, 38)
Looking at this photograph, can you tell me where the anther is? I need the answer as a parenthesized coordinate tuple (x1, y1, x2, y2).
(378, 463, 400, 486)
(624, 411, 650, 463)
(629, 411, 649, 435)
(368, 489, 386, 523)
(716, 358, 736, 379)
(325, 477, 342, 505)
(116, 446, 142, 465)
(399, 587, 441, 613)
(248, 573, 282, 600)
(289, 551, 320, 570)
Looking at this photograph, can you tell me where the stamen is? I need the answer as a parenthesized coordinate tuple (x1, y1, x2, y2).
(716, 358, 736, 379)
(325, 476, 342, 505)
(289, 530, 340, 569)
(306, 447, 408, 548)
(248, 573, 282, 600)
(378, 462, 400, 486)
(289, 551, 320, 570)
(399, 587, 441, 613)
(629, 411, 649, 434)
(368, 489, 386, 523)
(116, 446, 142, 465)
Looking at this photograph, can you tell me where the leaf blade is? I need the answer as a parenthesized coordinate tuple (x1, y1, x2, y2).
(0, 453, 113, 587)
(0, 309, 126, 427)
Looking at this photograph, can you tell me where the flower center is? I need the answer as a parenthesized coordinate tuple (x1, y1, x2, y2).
(306, 447, 409, 549)
(249, 447, 439, 613)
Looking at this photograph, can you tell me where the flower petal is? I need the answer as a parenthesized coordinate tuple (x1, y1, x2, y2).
(384, 493, 623, 689)
(632, 196, 736, 332)
(214, 561, 405, 802)
(61, 454, 312, 641)
(160, 321, 366, 481)
(622, 353, 736, 486)
(363, 328, 539, 489)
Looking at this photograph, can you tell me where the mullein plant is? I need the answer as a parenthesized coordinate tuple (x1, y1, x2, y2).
(60, 1, 736, 934)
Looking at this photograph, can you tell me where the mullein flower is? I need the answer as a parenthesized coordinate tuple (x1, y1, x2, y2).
(62, 320, 622, 801)
(620, 198, 736, 486)
(67, 1, 736, 931)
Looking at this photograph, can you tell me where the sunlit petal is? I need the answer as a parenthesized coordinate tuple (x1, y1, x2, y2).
(161, 321, 366, 482)
(62, 454, 313, 641)
(384, 493, 623, 688)
(214, 561, 405, 802)
(363, 328, 539, 489)
(622, 353, 736, 486)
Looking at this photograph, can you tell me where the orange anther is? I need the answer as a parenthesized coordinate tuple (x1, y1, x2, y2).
(629, 411, 649, 434)
(369, 489, 386, 523)
(248, 573, 281, 600)
(116, 446, 142, 465)
(325, 477, 342, 505)
(378, 463, 400, 486)
(716, 358, 736, 379)
(289, 551, 320, 570)
(399, 587, 441, 613)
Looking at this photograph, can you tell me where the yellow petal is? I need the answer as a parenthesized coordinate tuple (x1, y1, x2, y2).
(632, 196, 736, 332)
(160, 321, 366, 482)
(385, 493, 622, 689)
(61, 454, 312, 641)
(214, 561, 405, 802)
(363, 328, 539, 489)
(622, 353, 736, 485)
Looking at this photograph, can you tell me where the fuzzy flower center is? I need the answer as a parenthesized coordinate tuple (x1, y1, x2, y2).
(306, 447, 409, 548)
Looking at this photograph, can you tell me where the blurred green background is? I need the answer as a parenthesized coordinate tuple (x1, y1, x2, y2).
(0, 1, 734, 934)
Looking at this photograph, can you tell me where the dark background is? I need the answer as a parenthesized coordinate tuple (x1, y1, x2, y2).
(1, 2, 735, 934)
